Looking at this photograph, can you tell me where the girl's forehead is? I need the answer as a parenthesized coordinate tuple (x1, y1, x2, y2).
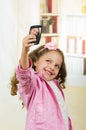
(43, 50, 62, 57)
(40, 51, 63, 61)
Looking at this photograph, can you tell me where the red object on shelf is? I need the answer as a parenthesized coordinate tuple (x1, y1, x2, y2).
(47, 0, 52, 13)
(53, 16, 57, 33)
(46, 37, 51, 43)
(82, 40, 86, 54)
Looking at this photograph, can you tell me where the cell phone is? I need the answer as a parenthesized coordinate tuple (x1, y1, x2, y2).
(29, 25, 42, 45)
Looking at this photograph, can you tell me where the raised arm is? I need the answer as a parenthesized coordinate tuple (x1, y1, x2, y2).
(20, 34, 36, 69)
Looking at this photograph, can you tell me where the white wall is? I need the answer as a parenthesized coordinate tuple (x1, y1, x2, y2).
(17, 0, 40, 58)
(0, 0, 40, 130)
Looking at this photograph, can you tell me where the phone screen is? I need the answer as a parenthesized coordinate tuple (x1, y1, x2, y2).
(29, 25, 42, 45)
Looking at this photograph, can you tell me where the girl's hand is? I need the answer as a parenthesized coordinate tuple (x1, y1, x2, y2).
(22, 34, 36, 53)
(20, 34, 36, 69)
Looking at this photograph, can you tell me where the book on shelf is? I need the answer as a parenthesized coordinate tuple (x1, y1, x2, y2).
(81, 5, 86, 13)
(53, 16, 57, 33)
(40, 0, 48, 13)
(82, 39, 86, 54)
(47, 0, 61, 14)
(76, 37, 86, 55)
(47, 0, 52, 13)
(66, 36, 77, 54)
(66, 36, 86, 55)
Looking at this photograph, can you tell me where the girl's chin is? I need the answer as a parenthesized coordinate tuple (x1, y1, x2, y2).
(42, 72, 54, 81)
(43, 76, 52, 81)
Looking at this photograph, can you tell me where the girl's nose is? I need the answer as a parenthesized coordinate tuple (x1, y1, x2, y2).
(50, 63, 55, 70)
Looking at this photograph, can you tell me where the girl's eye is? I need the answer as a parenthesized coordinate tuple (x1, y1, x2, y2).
(46, 60, 51, 63)
(55, 64, 60, 69)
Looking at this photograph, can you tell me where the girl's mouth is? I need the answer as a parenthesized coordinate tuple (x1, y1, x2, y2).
(44, 69, 53, 76)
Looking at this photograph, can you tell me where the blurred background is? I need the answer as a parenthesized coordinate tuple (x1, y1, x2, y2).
(0, 0, 86, 130)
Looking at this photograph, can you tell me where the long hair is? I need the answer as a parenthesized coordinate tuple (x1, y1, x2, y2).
(10, 45, 67, 96)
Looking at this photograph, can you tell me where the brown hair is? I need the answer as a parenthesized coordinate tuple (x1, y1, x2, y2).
(10, 45, 67, 96)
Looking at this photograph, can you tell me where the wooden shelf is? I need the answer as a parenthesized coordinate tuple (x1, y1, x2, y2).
(42, 33, 60, 37)
(40, 13, 59, 16)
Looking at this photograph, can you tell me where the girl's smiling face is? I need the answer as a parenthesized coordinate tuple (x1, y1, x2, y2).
(30, 28, 39, 36)
(34, 50, 63, 81)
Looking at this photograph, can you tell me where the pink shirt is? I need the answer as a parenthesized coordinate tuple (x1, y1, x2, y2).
(16, 63, 73, 130)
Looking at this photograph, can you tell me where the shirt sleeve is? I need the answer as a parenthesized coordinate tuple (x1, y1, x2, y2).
(16, 60, 36, 108)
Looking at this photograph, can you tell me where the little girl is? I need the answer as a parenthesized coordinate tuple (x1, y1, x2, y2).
(10, 34, 73, 130)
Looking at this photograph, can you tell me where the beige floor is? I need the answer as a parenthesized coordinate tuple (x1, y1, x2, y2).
(63, 87, 86, 130)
